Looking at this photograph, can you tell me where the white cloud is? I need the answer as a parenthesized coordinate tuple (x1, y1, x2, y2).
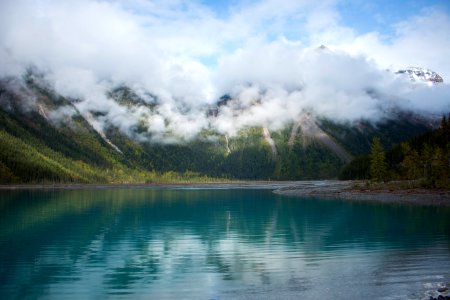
(338, 9, 450, 80)
(0, 0, 449, 141)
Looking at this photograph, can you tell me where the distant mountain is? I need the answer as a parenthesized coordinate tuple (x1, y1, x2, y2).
(395, 67, 444, 84)
(0, 68, 442, 183)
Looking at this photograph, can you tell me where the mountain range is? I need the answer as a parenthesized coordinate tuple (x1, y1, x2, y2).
(0, 67, 444, 183)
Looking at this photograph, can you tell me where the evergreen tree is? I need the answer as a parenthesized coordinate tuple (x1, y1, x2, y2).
(401, 143, 421, 180)
(429, 147, 449, 188)
(422, 143, 434, 186)
(369, 137, 387, 182)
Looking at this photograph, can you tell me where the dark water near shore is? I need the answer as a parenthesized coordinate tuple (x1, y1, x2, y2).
(0, 188, 449, 299)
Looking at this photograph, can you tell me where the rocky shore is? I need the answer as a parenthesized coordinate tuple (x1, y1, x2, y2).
(427, 284, 450, 300)
(274, 180, 450, 207)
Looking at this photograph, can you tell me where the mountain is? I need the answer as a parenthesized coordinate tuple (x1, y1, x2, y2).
(0, 69, 442, 183)
(395, 67, 444, 84)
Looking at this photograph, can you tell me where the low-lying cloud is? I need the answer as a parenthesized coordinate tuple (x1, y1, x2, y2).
(0, 0, 449, 142)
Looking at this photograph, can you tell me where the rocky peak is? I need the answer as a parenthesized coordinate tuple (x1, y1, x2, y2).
(396, 67, 444, 84)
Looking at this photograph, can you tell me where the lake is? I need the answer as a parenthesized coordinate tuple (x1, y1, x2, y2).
(0, 188, 449, 299)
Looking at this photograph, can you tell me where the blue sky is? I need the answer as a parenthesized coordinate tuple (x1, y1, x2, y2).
(199, 0, 450, 40)
(336, 0, 450, 35)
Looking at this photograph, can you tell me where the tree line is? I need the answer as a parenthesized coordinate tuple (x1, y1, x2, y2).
(340, 115, 450, 188)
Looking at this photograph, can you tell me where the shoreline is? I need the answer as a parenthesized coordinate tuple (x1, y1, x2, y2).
(0, 181, 295, 191)
(1, 180, 449, 207)
(273, 181, 450, 207)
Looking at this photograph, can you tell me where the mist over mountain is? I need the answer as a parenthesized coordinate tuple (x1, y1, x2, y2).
(0, 0, 449, 183)
(1, 48, 448, 145)
(0, 68, 438, 183)
(1, 0, 450, 144)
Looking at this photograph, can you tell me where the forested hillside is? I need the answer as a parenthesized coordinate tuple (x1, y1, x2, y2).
(340, 115, 450, 188)
(0, 74, 437, 184)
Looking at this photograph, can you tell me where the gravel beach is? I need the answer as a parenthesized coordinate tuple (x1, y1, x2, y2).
(274, 180, 450, 207)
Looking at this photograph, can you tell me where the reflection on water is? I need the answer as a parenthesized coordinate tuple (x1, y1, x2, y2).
(0, 189, 449, 299)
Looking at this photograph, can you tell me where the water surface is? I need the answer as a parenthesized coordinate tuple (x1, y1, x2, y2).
(0, 188, 449, 299)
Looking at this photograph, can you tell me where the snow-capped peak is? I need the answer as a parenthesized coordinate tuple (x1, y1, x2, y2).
(395, 67, 444, 84)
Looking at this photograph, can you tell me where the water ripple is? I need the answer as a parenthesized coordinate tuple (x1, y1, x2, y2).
(0, 188, 449, 299)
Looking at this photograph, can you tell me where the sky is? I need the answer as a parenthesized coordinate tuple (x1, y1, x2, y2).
(0, 0, 450, 140)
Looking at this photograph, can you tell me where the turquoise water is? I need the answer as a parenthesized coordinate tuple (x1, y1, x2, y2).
(0, 188, 449, 299)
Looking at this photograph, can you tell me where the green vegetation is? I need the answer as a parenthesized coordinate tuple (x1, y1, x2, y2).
(0, 78, 230, 184)
(319, 115, 432, 155)
(369, 137, 387, 182)
(340, 115, 450, 188)
(0, 75, 443, 184)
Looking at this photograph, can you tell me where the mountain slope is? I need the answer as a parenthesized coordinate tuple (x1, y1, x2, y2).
(339, 115, 450, 187)
(0, 78, 151, 183)
(0, 73, 440, 183)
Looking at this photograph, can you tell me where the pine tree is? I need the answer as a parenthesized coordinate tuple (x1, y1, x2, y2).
(430, 147, 449, 188)
(401, 143, 421, 180)
(441, 114, 450, 146)
(422, 143, 433, 186)
(369, 137, 387, 182)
